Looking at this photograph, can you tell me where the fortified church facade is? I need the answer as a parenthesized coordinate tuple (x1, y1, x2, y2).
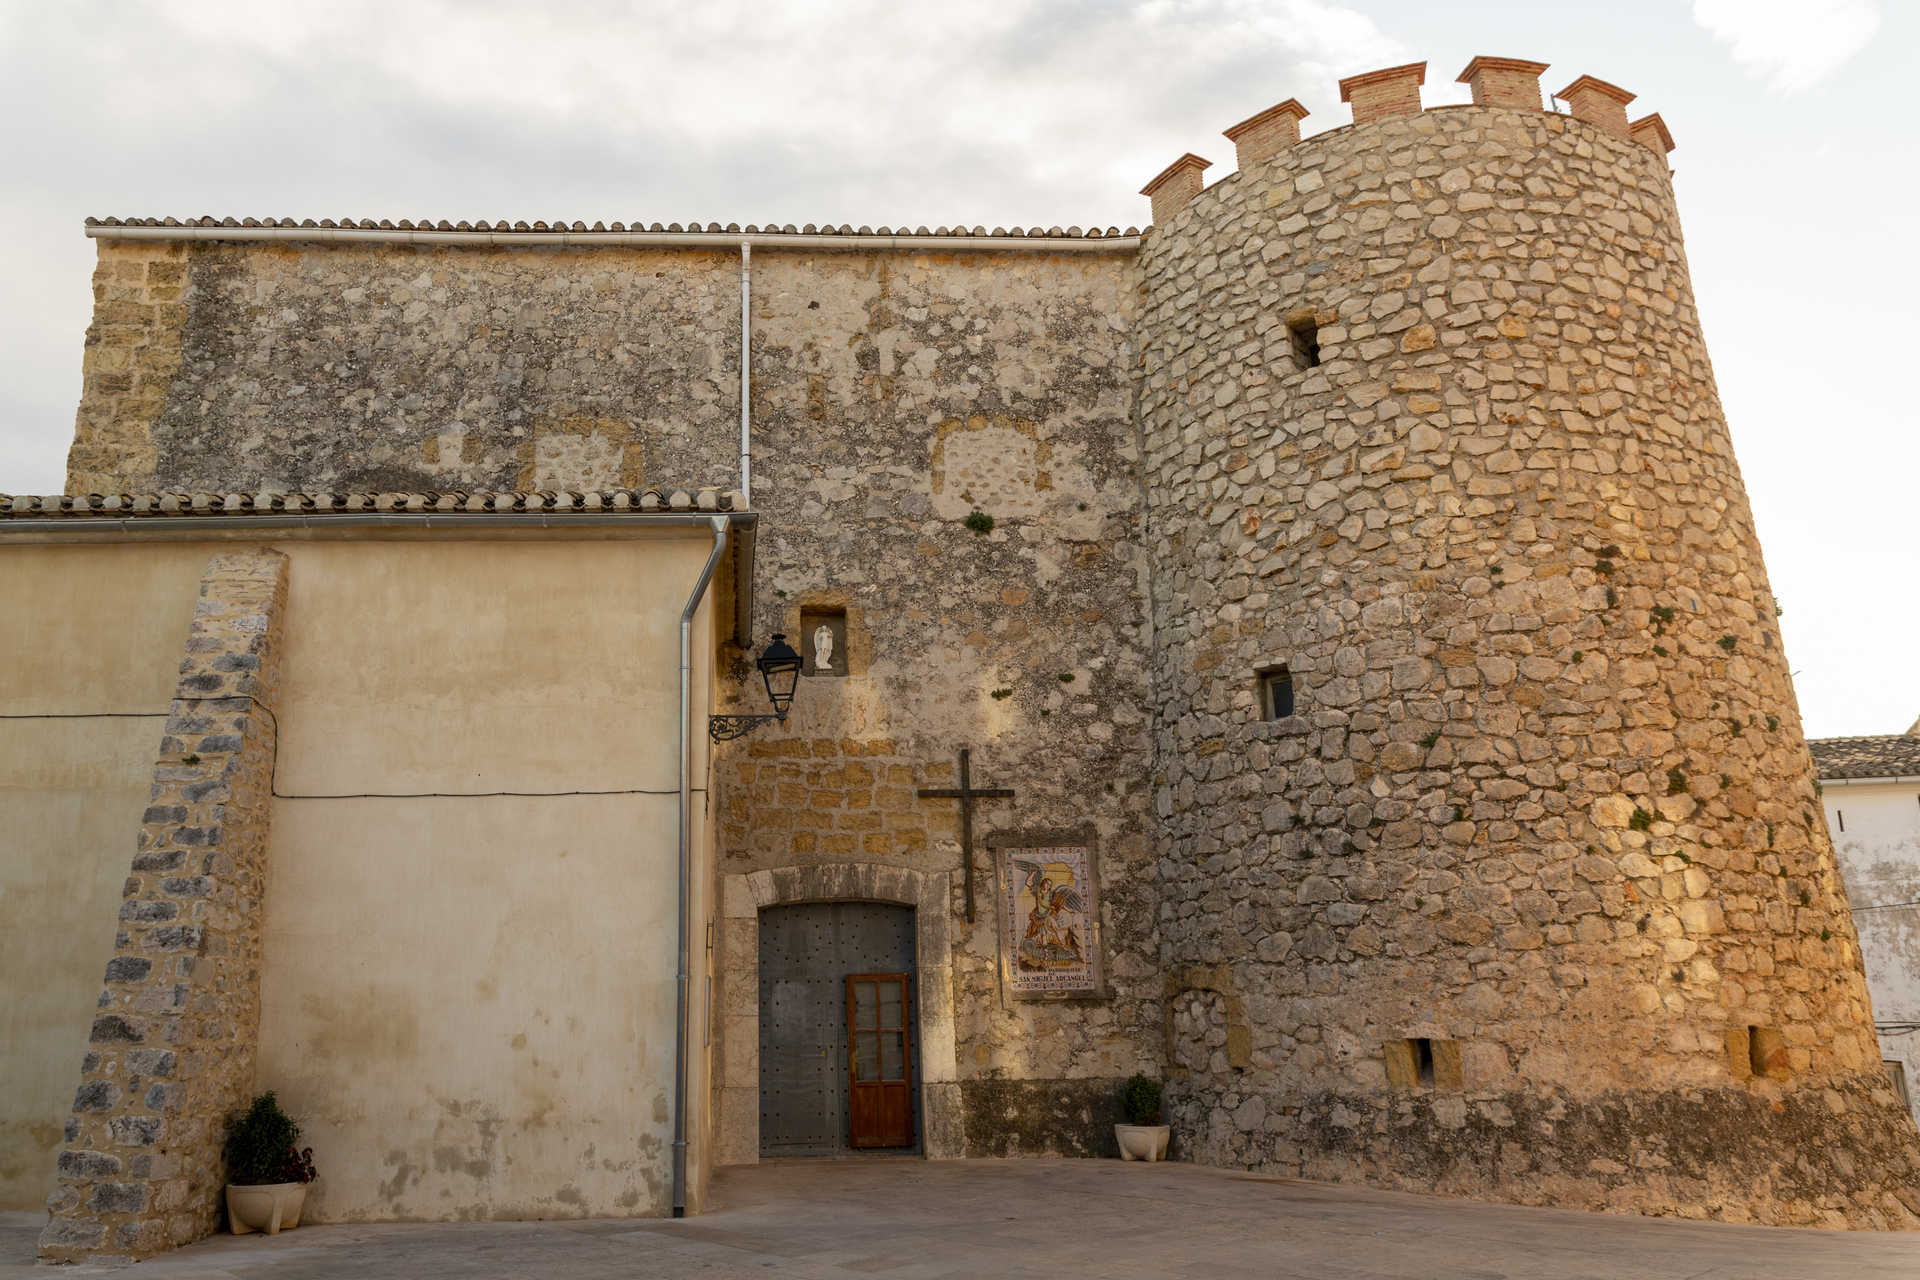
(7, 56, 1920, 1263)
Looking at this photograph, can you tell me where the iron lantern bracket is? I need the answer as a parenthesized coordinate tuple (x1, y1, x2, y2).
(708, 711, 789, 742)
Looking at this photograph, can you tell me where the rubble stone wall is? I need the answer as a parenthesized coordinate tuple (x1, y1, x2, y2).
(716, 251, 1160, 1155)
(1136, 103, 1920, 1226)
(39, 549, 288, 1261)
(60, 241, 1162, 1159)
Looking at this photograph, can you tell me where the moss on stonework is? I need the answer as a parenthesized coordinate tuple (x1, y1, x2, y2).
(960, 1078, 1129, 1159)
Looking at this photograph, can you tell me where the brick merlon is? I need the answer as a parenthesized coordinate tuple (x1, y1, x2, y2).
(1455, 55, 1550, 83)
(1139, 153, 1212, 198)
(1223, 98, 1309, 142)
(1554, 74, 1636, 106)
(1630, 112, 1676, 155)
(1337, 61, 1426, 102)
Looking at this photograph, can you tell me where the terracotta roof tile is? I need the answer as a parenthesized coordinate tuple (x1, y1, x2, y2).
(0, 487, 745, 520)
(1809, 735, 1920, 780)
(84, 216, 1141, 239)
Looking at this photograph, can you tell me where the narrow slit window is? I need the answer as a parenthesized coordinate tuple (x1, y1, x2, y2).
(1412, 1037, 1435, 1088)
(1287, 315, 1320, 370)
(1259, 666, 1294, 720)
(1837, 809, 1845, 833)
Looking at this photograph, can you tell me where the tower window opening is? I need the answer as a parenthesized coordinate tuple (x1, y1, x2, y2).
(1412, 1037, 1435, 1088)
(1749, 1025, 1788, 1079)
(1287, 315, 1320, 370)
(1259, 666, 1294, 720)
(1837, 809, 1845, 833)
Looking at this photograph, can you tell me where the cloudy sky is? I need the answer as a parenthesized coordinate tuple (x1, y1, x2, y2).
(0, 1, 1909, 738)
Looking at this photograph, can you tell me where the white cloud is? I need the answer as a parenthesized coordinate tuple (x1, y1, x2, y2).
(1692, 0, 1880, 93)
(0, 1, 1403, 492)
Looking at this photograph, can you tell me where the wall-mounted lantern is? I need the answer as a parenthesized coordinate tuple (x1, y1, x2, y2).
(709, 632, 805, 741)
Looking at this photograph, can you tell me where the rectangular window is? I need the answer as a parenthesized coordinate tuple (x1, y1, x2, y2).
(1259, 666, 1294, 720)
(1890, 1061, 1911, 1111)
(1287, 315, 1320, 370)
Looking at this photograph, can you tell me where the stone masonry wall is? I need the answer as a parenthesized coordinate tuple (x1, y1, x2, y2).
(69, 243, 741, 496)
(40, 550, 288, 1261)
(65, 242, 188, 493)
(1137, 102, 1920, 1226)
(719, 250, 1161, 1153)
(63, 240, 1163, 1157)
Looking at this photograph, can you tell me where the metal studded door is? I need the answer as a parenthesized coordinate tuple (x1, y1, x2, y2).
(758, 902, 917, 1156)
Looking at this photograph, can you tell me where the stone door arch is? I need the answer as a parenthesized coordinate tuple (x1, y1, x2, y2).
(717, 862, 962, 1163)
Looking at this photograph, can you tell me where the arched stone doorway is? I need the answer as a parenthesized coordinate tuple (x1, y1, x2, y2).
(716, 863, 963, 1163)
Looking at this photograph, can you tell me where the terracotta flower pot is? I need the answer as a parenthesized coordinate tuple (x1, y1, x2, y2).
(1115, 1123, 1171, 1162)
(226, 1181, 308, 1235)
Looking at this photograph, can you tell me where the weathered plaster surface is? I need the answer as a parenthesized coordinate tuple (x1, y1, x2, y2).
(1827, 781, 1920, 1126)
(257, 537, 721, 1224)
(0, 544, 213, 1212)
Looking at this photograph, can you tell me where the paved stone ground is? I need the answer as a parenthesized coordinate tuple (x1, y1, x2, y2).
(7, 1159, 1920, 1277)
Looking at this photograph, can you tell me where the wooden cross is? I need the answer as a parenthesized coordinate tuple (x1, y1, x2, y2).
(917, 747, 1015, 922)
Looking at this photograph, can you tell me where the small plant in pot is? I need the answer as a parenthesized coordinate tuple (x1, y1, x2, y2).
(224, 1091, 316, 1236)
(1115, 1073, 1170, 1162)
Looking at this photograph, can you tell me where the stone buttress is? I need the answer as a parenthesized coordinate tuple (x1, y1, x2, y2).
(39, 550, 288, 1262)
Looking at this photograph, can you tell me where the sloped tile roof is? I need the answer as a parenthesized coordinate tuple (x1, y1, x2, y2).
(1809, 735, 1920, 781)
(0, 487, 743, 519)
(85, 216, 1142, 239)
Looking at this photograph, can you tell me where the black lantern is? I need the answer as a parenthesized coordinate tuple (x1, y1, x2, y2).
(710, 632, 807, 741)
(756, 633, 803, 719)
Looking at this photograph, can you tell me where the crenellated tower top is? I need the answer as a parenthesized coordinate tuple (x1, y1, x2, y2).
(1145, 54, 1676, 220)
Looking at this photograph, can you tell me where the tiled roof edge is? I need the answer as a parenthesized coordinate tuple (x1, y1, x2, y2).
(0, 487, 745, 518)
(1808, 734, 1920, 780)
(85, 216, 1144, 239)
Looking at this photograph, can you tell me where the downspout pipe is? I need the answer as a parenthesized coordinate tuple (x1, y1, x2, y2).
(673, 514, 730, 1218)
(739, 244, 752, 505)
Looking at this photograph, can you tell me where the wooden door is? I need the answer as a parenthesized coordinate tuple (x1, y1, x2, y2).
(846, 973, 914, 1149)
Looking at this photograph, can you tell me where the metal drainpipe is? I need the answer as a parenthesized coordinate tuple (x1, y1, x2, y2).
(739, 244, 752, 505)
(673, 514, 730, 1217)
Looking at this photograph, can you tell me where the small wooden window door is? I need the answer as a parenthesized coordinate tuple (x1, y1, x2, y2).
(845, 972, 914, 1149)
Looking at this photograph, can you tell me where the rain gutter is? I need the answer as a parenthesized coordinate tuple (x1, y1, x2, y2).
(85, 226, 1142, 253)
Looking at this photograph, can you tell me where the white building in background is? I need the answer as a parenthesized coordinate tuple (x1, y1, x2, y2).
(1813, 733, 1920, 1124)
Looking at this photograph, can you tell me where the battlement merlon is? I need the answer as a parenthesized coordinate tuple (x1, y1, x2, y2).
(1457, 55, 1550, 111)
(1142, 56, 1676, 221)
(1223, 99, 1309, 172)
(1139, 153, 1212, 225)
(1338, 61, 1426, 124)
(1556, 74, 1637, 138)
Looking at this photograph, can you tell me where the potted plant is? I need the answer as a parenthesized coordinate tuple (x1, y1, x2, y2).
(1115, 1073, 1170, 1162)
(224, 1091, 316, 1235)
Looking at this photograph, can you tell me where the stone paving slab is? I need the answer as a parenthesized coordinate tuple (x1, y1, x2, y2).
(7, 1159, 1920, 1278)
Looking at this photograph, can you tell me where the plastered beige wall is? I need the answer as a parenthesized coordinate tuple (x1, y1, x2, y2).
(0, 543, 215, 1210)
(254, 533, 720, 1221)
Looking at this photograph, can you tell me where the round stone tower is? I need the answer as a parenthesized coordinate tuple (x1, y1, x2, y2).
(1138, 58, 1920, 1226)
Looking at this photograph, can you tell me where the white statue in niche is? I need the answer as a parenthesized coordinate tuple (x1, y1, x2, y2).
(812, 623, 835, 674)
